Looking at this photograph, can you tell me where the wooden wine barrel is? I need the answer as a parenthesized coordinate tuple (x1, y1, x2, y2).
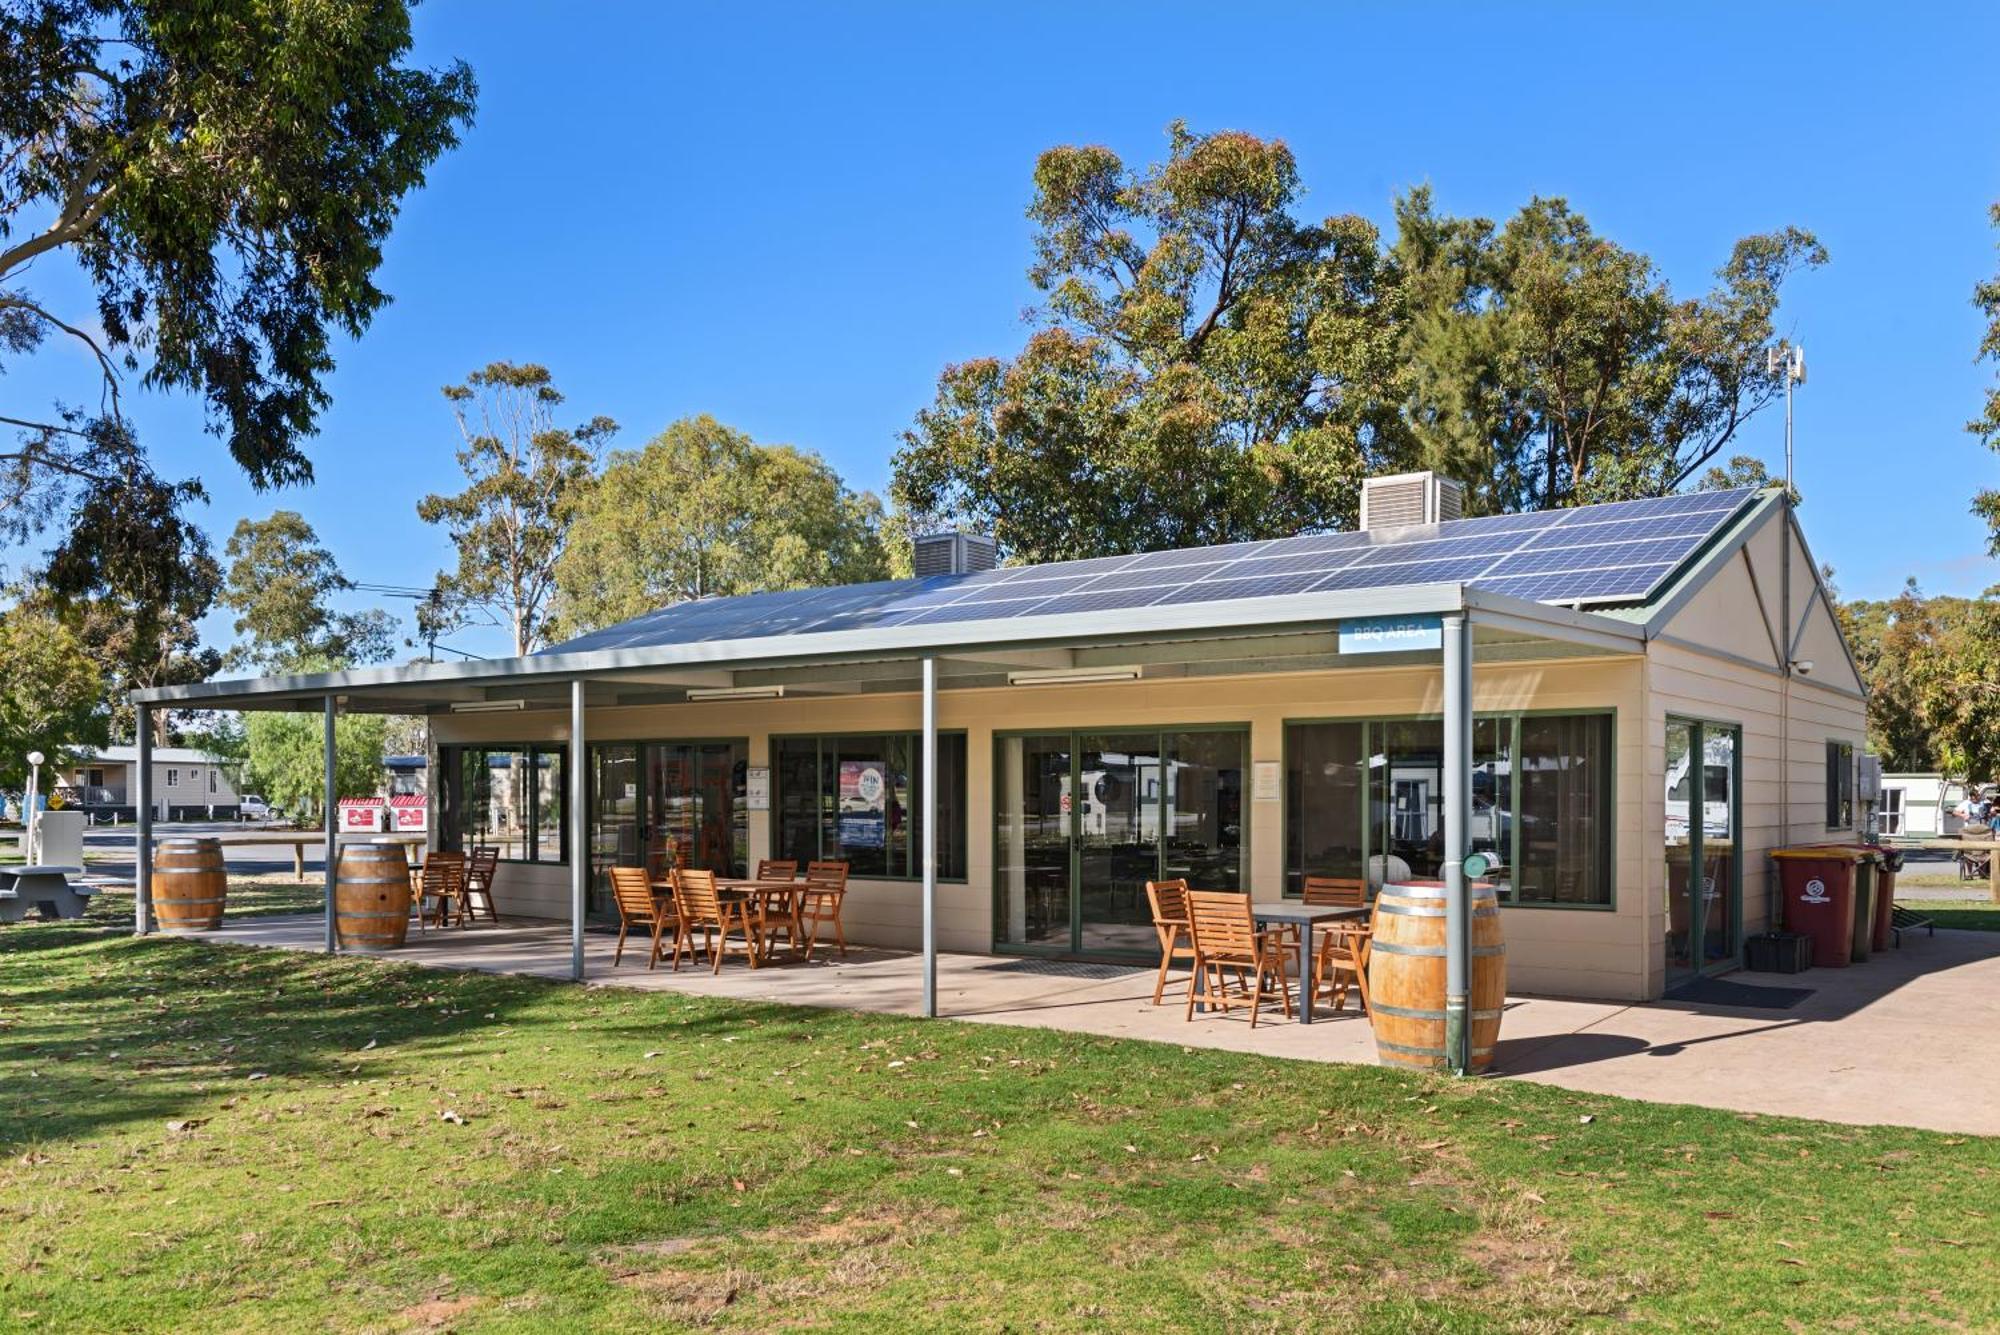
(153, 838, 227, 931)
(1366, 879, 1507, 1073)
(334, 843, 413, 949)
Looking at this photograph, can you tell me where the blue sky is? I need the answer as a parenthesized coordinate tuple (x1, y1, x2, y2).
(12, 2, 2000, 659)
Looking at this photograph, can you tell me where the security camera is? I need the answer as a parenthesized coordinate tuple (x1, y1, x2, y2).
(1790, 660, 1815, 676)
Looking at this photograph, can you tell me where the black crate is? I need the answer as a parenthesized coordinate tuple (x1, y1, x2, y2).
(1745, 931, 1814, 974)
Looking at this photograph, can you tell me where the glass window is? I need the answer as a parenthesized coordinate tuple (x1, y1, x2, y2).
(1514, 714, 1612, 906)
(442, 745, 567, 863)
(1285, 713, 1609, 907)
(1285, 720, 1365, 892)
(773, 733, 967, 879)
(1825, 740, 1854, 829)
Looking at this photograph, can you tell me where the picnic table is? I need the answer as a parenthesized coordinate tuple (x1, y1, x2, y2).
(152, 831, 428, 881)
(1250, 901, 1368, 1024)
(0, 865, 93, 922)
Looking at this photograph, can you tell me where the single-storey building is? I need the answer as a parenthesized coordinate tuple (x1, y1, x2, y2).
(59, 745, 242, 820)
(128, 475, 1866, 1005)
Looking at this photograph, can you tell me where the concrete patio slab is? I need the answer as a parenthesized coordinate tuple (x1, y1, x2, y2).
(191, 914, 2000, 1136)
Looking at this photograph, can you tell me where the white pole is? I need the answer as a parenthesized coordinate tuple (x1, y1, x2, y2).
(323, 697, 338, 953)
(570, 679, 587, 982)
(921, 655, 938, 1018)
(134, 707, 153, 935)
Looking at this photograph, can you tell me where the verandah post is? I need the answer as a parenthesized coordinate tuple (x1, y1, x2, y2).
(323, 696, 338, 953)
(134, 704, 153, 936)
(1442, 611, 1473, 1076)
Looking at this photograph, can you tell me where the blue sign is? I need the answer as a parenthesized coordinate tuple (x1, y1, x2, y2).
(1339, 614, 1444, 655)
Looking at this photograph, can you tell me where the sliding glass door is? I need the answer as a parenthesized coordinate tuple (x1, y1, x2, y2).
(1665, 718, 1741, 984)
(996, 728, 1246, 960)
(587, 740, 747, 916)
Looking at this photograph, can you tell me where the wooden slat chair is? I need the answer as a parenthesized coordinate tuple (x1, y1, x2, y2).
(1183, 890, 1296, 1028)
(1312, 922, 1372, 1016)
(418, 853, 467, 928)
(609, 865, 679, 969)
(1301, 875, 1367, 908)
(798, 860, 850, 962)
(755, 859, 802, 954)
(462, 845, 501, 923)
(674, 866, 764, 973)
(1144, 878, 1195, 1006)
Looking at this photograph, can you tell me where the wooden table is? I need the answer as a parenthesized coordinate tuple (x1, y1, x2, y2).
(650, 876, 810, 966)
(1250, 902, 1368, 1025)
(166, 831, 429, 881)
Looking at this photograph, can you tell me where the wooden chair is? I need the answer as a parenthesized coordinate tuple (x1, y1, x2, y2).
(674, 866, 764, 973)
(798, 860, 850, 962)
(418, 853, 467, 928)
(1144, 878, 1195, 1005)
(609, 866, 678, 970)
(1311, 921, 1372, 1016)
(1301, 875, 1367, 908)
(1183, 890, 1295, 1028)
(462, 845, 501, 922)
(754, 859, 802, 954)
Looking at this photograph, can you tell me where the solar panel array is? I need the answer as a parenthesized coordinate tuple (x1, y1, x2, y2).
(546, 487, 1760, 654)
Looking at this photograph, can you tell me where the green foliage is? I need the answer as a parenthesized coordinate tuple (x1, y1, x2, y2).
(0, 606, 104, 788)
(894, 123, 1823, 563)
(243, 707, 388, 826)
(1842, 580, 2000, 780)
(554, 416, 889, 637)
(0, 0, 476, 596)
(221, 510, 395, 671)
(1968, 203, 2000, 552)
(417, 362, 615, 655)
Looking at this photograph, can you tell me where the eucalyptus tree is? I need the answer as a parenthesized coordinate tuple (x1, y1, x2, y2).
(417, 362, 615, 656)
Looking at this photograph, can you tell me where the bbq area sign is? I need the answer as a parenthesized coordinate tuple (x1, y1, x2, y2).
(1339, 614, 1444, 655)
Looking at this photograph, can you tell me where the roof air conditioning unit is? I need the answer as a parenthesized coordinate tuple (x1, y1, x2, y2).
(1359, 471, 1465, 531)
(912, 530, 999, 577)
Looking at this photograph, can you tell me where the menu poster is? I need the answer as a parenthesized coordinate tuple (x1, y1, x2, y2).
(837, 760, 887, 849)
(744, 766, 770, 811)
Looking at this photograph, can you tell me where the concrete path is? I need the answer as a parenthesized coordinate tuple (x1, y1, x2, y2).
(186, 913, 2000, 1137)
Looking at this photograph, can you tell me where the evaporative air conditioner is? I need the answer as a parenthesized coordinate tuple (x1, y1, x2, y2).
(1359, 471, 1466, 530)
(912, 530, 999, 577)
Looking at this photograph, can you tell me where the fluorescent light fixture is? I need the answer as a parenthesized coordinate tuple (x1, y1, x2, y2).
(449, 699, 527, 713)
(684, 685, 786, 702)
(1007, 666, 1142, 687)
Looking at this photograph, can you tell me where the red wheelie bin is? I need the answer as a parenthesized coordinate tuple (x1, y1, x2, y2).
(1770, 847, 1865, 968)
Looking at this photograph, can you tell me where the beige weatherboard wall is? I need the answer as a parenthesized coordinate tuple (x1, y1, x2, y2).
(436, 651, 1655, 999)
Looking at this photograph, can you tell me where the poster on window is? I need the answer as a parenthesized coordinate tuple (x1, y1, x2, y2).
(837, 760, 887, 849)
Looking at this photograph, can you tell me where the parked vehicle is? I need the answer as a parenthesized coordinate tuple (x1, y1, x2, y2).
(238, 794, 277, 821)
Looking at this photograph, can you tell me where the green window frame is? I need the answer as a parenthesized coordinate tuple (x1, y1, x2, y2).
(771, 732, 969, 880)
(1282, 710, 1617, 910)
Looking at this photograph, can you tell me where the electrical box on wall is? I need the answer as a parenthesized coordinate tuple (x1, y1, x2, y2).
(1857, 754, 1882, 804)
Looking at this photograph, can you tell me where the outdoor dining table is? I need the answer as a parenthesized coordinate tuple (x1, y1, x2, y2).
(650, 876, 812, 965)
(1249, 901, 1368, 1025)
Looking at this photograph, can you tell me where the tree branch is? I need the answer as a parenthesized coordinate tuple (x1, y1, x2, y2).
(0, 294, 123, 417)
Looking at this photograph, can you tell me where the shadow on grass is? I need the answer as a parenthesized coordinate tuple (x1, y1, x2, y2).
(0, 924, 951, 1153)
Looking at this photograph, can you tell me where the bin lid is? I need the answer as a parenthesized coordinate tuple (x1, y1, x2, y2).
(1770, 846, 1868, 863)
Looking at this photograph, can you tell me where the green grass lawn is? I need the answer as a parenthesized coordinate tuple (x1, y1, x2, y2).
(1896, 899, 2000, 932)
(1, 927, 1995, 1332)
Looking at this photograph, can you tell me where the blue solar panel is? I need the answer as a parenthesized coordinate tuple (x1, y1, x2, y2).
(540, 487, 1764, 653)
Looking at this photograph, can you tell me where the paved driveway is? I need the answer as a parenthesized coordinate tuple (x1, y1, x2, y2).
(189, 912, 2000, 1136)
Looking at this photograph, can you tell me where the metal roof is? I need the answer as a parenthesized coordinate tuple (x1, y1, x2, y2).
(132, 487, 1779, 714)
